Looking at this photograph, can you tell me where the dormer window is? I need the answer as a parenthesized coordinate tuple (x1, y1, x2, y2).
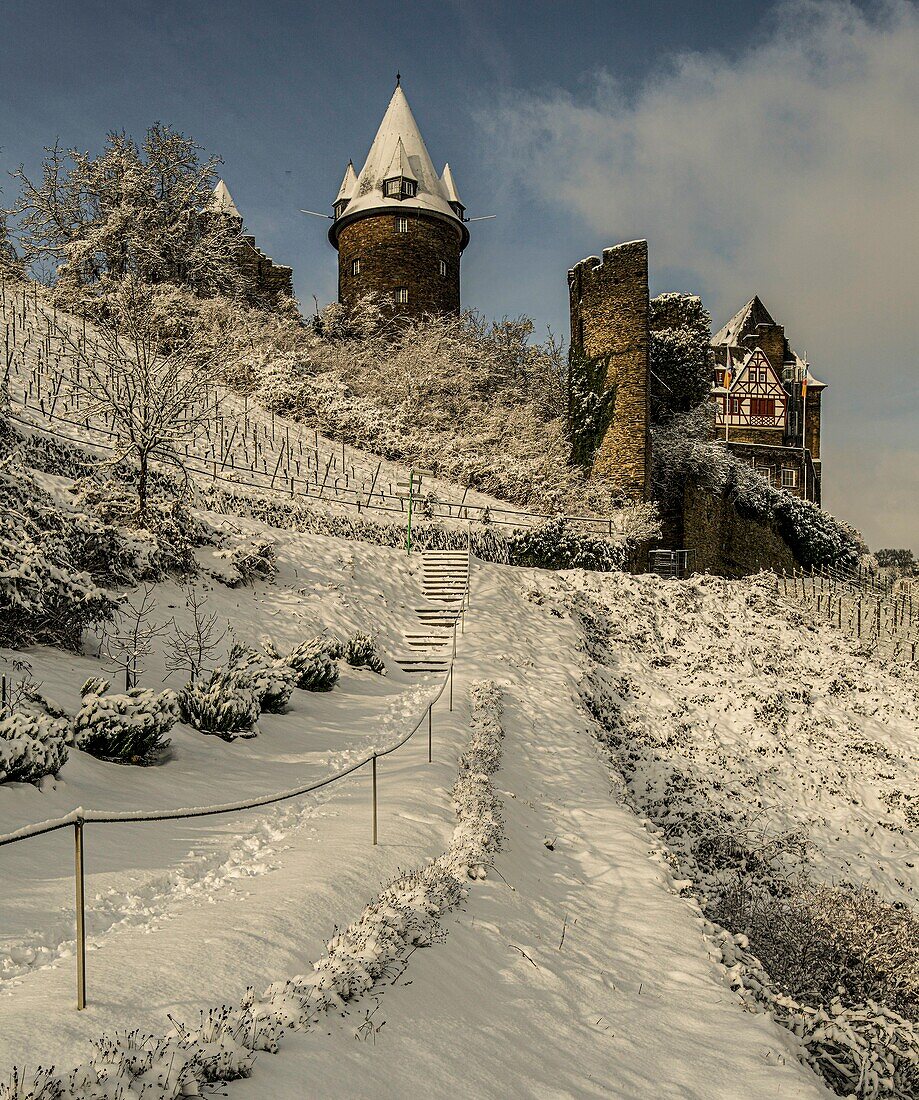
(384, 177, 417, 200)
(449, 201, 465, 220)
(334, 200, 349, 220)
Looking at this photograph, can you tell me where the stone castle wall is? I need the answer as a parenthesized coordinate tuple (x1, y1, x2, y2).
(567, 241, 650, 501)
(236, 235, 293, 306)
(337, 213, 461, 318)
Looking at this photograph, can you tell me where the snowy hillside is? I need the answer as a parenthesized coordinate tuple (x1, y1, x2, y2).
(0, 279, 644, 539)
(1, 279, 916, 1098)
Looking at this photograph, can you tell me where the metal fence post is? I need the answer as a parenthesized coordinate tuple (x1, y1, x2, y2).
(74, 819, 86, 1010)
(371, 754, 378, 845)
(428, 704, 433, 764)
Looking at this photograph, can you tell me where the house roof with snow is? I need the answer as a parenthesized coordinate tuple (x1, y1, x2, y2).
(329, 84, 468, 249)
(712, 296, 778, 349)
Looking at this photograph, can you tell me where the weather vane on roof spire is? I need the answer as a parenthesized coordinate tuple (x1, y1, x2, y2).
(396, 71, 401, 87)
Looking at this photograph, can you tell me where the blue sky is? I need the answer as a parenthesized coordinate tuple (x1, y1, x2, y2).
(1, 0, 916, 550)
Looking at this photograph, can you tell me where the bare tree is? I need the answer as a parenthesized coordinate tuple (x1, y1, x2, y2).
(47, 278, 233, 514)
(102, 585, 167, 690)
(165, 584, 229, 683)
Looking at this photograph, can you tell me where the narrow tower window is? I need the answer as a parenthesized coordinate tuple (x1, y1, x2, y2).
(395, 216, 408, 233)
(395, 287, 409, 304)
(351, 258, 361, 276)
(438, 259, 447, 277)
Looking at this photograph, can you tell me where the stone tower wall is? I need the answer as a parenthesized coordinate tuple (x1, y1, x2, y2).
(337, 213, 461, 318)
(568, 240, 651, 501)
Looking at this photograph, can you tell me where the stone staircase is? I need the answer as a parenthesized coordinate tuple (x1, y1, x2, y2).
(397, 549, 470, 674)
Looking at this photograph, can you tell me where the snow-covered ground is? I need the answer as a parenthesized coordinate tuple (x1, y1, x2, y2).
(563, 569, 919, 907)
(1, 536, 839, 1097)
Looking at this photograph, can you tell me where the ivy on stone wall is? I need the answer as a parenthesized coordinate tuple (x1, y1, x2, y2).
(567, 347, 617, 468)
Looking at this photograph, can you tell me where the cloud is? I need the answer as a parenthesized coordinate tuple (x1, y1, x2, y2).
(487, 0, 919, 550)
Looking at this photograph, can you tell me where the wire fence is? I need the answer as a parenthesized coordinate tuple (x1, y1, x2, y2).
(779, 565, 918, 664)
(1, 278, 619, 535)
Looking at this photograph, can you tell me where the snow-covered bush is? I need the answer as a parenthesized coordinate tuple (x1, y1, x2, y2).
(269, 637, 340, 692)
(716, 881, 919, 1021)
(335, 632, 386, 675)
(649, 293, 713, 425)
(223, 539, 277, 586)
(178, 668, 261, 740)
(227, 643, 297, 713)
(71, 480, 211, 578)
(0, 535, 115, 650)
(0, 712, 69, 784)
(72, 677, 178, 765)
(507, 517, 627, 572)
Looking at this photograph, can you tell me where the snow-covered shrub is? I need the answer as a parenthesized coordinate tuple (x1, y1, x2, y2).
(178, 668, 261, 740)
(227, 643, 297, 713)
(716, 881, 919, 1021)
(71, 480, 210, 578)
(73, 677, 178, 764)
(507, 517, 627, 572)
(270, 637, 339, 692)
(0, 533, 115, 650)
(211, 539, 277, 587)
(337, 632, 386, 674)
(0, 712, 69, 784)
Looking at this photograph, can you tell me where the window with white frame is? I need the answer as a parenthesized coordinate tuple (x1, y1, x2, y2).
(395, 216, 408, 233)
(350, 258, 360, 276)
(385, 179, 401, 197)
(781, 466, 798, 488)
(395, 286, 409, 304)
(438, 259, 447, 277)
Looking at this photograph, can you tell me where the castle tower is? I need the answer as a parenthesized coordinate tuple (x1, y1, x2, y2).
(329, 81, 469, 318)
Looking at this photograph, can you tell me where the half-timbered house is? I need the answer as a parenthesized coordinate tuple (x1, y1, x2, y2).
(710, 297, 826, 503)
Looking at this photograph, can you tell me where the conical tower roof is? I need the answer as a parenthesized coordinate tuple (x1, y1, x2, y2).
(211, 179, 242, 219)
(335, 161, 358, 203)
(330, 84, 467, 249)
(440, 163, 463, 207)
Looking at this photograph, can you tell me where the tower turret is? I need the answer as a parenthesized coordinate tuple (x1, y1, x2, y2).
(329, 82, 469, 318)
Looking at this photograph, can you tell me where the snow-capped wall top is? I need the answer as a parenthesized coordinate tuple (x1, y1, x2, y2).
(211, 179, 242, 220)
(330, 85, 465, 243)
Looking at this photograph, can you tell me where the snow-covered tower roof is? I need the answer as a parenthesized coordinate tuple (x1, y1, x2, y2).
(329, 83, 468, 250)
(335, 162, 358, 204)
(211, 179, 242, 220)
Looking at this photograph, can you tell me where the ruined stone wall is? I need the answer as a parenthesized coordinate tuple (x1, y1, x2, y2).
(337, 213, 461, 318)
(674, 482, 798, 576)
(567, 241, 650, 501)
(236, 235, 293, 306)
